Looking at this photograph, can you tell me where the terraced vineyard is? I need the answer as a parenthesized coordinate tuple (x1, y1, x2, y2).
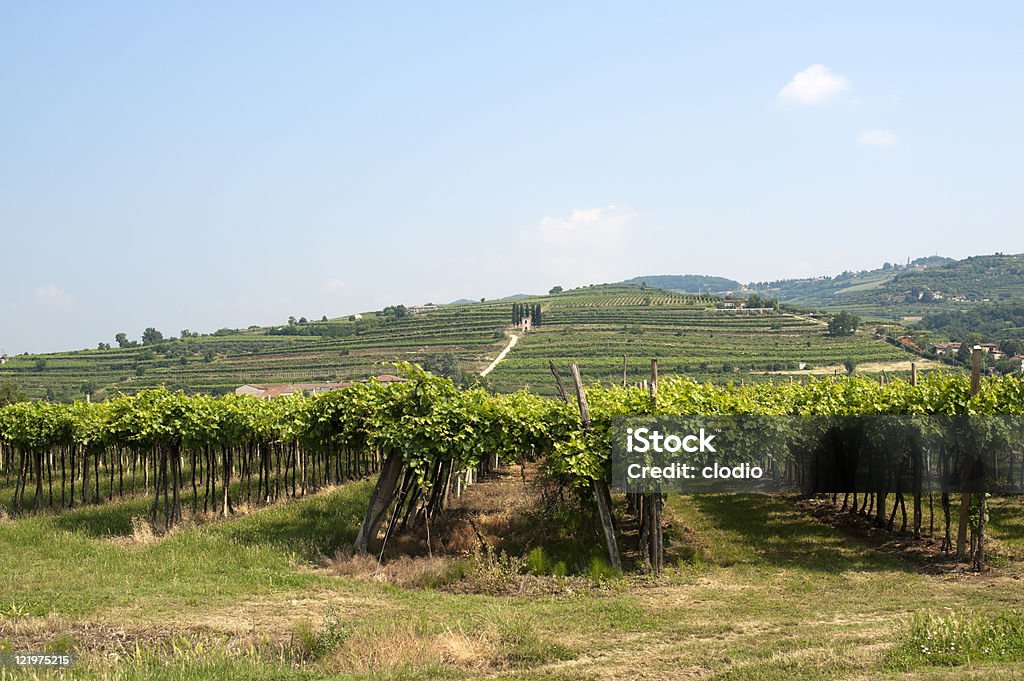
(0, 285, 923, 400)
(0, 305, 512, 400)
(486, 286, 920, 394)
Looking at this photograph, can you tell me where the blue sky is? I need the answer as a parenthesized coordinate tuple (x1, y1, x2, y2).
(2, 2, 1023, 353)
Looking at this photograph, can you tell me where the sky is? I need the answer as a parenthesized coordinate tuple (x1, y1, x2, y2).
(2, 2, 1024, 354)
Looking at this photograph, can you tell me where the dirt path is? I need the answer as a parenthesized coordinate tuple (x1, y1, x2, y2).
(480, 333, 518, 377)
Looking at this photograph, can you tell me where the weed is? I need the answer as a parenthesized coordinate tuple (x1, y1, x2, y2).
(887, 610, 1024, 669)
(291, 604, 349, 660)
(586, 557, 622, 583)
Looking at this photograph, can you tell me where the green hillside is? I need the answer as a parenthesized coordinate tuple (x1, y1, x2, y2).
(619, 274, 741, 293)
(0, 304, 511, 400)
(0, 284, 922, 400)
(485, 286, 917, 394)
(750, 254, 1024, 320)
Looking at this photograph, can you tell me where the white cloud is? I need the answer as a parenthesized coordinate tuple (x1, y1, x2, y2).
(320, 278, 346, 294)
(857, 128, 899, 147)
(520, 205, 639, 282)
(34, 283, 73, 306)
(777, 64, 850, 106)
(533, 205, 633, 247)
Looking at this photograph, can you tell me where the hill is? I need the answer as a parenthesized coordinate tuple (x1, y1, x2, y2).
(750, 254, 1024, 320)
(0, 284, 923, 400)
(619, 274, 742, 293)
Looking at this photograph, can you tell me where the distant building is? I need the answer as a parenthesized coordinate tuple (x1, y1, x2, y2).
(234, 381, 352, 400)
(978, 343, 1005, 359)
(408, 305, 439, 315)
(235, 384, 267, 397)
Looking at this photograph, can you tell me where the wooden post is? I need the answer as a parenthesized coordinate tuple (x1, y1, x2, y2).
(622, 355, 627, 387)
(956, 346, 983, 562)
(649, 358, 663, 573)
(970, 346, 982, 395)
(650, 359, 658, 406)
(569, 362, 621, 570)
(910, 363, 923, 537)
(548, 360, 570, 404)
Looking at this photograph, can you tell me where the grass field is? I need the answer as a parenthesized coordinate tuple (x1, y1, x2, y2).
(0, 285, 926, 400)
(3, 477, 1024, 680)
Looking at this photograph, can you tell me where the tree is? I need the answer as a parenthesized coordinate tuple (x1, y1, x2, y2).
(828, 311, 860, 336)
(115, 332, 130, 348)
(34, 358, 47, 371)
(955, 343, 972, 365)
(321, 315, 328, 322)
(97, 342, 111, 350)
(299, 317, 308, 324)
(999, 339, 1024, 357)
(549, 286, 563, 295)
(142, 328, 164, 344)
(0, 380, 27, 405)
(843, 359, 857, 375)
(422, 352, 463, 383)
(746, 294, 779, 309)
(288, 316, 297, 325)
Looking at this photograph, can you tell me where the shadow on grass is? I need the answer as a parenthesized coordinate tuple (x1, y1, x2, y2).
(670, 493, 908, 573)
(211, 480, 373, 559)
(41, 480, 373, 561)
(984, 496, 1024, 558)
(51, 498, 152, 537)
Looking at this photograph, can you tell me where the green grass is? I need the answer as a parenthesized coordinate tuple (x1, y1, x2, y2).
(3, 479, 1024, 679)
(886, 610, 1024, 669)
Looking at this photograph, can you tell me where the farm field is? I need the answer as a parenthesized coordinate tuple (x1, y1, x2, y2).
(0, 285, 926, 401)
(3, 478, 1024, 680)
(484, 287, 917, 395)
(0, 304, 512, 400)
(3, 373, 1023, 679)
(0, 280, 925, 399)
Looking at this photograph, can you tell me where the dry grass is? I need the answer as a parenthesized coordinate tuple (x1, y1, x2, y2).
(324, 613, 569, 675)
(329, 550, 468, 589)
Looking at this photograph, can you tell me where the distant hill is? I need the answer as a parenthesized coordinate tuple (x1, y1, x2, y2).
(620, 274, 741, 293)
(0, 283, 918, 400)
(750, 254, 1024, 320)
(17, 252, 1024, 400)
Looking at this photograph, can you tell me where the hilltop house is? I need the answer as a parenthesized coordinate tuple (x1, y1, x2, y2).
(408, 305, 439, 315)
